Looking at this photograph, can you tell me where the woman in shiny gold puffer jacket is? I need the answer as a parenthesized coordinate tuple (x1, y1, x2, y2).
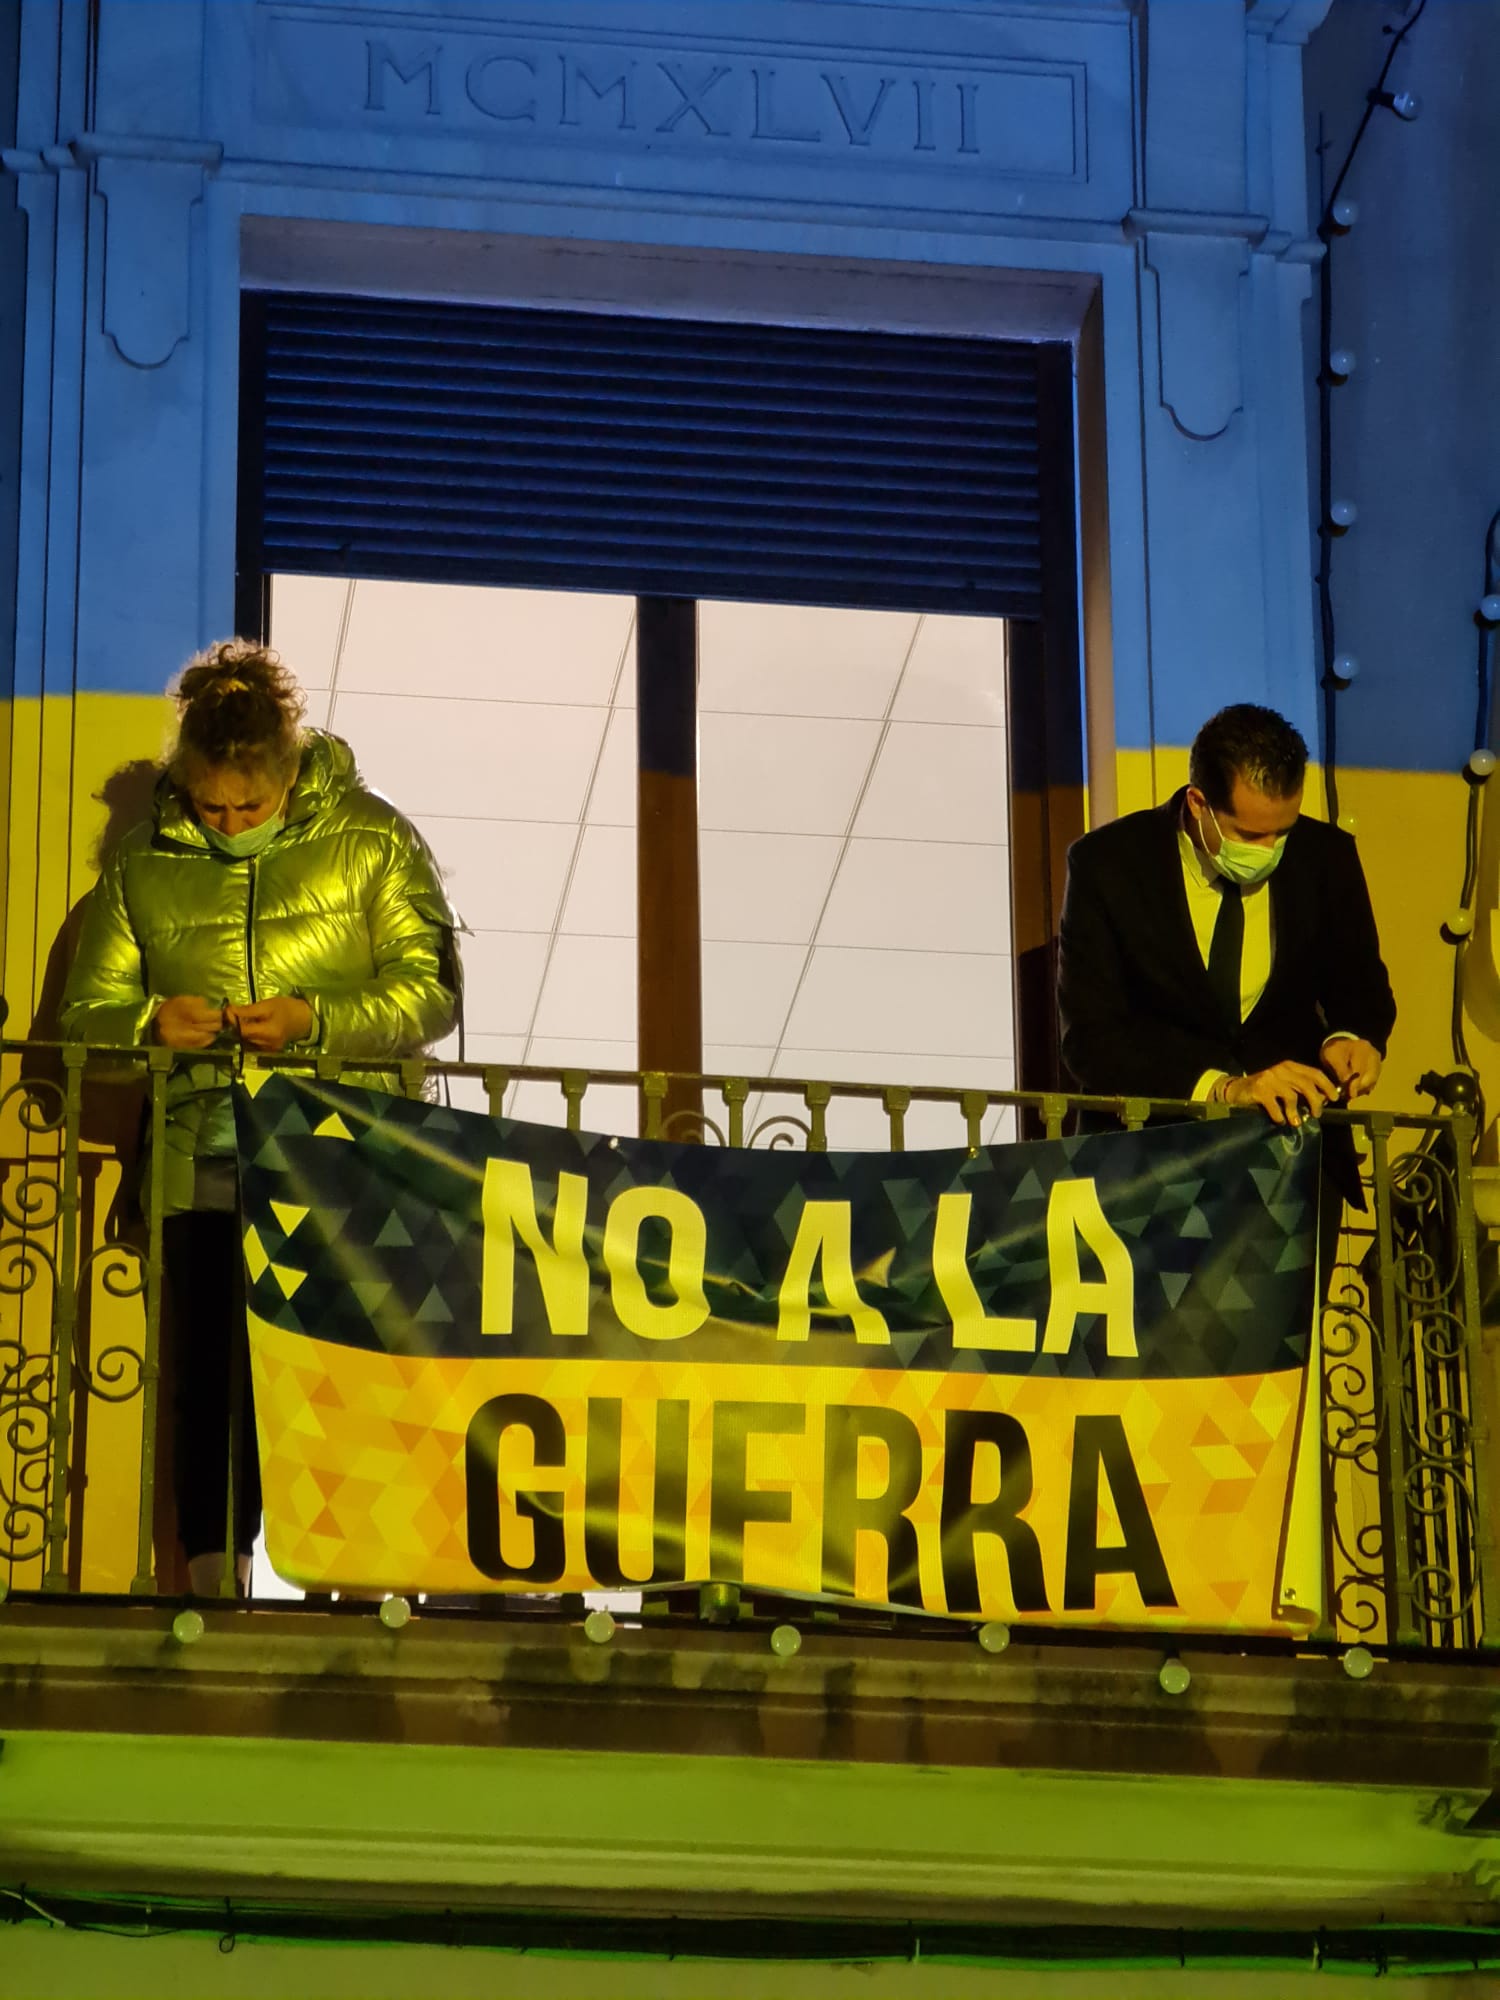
(61, 640, 461, 1596)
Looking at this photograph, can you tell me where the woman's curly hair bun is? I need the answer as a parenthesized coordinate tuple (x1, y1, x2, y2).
(170, 639, 306, 784)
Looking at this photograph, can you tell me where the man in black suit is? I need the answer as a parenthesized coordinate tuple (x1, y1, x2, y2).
(1058, 704, 1395, 1127)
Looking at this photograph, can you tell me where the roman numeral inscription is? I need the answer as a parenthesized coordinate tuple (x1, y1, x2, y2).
(252, 14, 1081, 182)
(361, 40, 1022, 161)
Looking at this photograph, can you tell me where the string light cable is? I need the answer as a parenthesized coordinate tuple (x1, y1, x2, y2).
(1309, 4, 1494, 1125)
(7, 1889, 1500, 1972)
(1314, 0, 1427, 824)
(1438, 509, 1500, 1101)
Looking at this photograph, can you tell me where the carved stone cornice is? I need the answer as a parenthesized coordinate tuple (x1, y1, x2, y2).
(1125, 207, 1270, 245)
(70, 131, 224, 168)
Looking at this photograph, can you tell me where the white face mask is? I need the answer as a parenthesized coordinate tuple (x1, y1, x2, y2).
(201, 792, 288, 858)
(1205, 804, 1287, 886)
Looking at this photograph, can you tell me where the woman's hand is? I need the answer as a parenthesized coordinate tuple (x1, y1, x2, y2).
(152, 996, 225, 1050)
(226, 996, 314, 1053)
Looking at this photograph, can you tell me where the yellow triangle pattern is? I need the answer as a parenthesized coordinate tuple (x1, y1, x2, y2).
(272, 1263, 307, 1301)
(243, 1225, 269, 1283)
(248, 1311, 1310, 1633)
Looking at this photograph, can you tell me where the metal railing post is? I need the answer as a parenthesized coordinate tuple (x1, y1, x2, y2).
(1368, 1114, 1419, 1645)
(482, 1066, 510, 1119)
(641, 1073, 667, 1140)
(722, 1078, 747, 1150)
(219, 1278, 243, 1601)
(804, 1081, 830, 1153)
(882, 1087, 909, 1153)
(132, 1051, 171, 1594)
(960, 1091, 987, 1154)
(1448, 1117, 1497, 1648)
(562, 1070, 589, 1134)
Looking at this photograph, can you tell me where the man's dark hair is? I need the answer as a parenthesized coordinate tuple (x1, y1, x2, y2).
(1189, 704, 1308, 811)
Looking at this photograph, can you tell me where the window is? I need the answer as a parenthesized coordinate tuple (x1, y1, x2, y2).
(270, 579, 1014, 1147)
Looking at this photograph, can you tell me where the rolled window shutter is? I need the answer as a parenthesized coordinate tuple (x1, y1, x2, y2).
(246, 291, 1046, 617)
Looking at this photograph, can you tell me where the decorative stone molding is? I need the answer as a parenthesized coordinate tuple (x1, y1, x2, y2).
(1140, 233, 1249, 442)
(72, 134, 223, 369)
(1245, 0, 1337, 46)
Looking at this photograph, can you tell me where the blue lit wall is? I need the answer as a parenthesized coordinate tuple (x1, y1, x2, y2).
(1296, 0, 1500, 1109)
(1304, 0, 1500, 781)
(14, 0, 1457, 1081)
(0, 0, 1330, 734)
(0, 0, 25, 1002)
(0, 0, 21, 708)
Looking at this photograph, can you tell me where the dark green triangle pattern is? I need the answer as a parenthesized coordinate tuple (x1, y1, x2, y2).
(233, 1078, 1319, 1383)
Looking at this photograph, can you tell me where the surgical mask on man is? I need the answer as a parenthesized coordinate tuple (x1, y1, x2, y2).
(204, 808, 284, 859)
(1205, 804, 1286, 886)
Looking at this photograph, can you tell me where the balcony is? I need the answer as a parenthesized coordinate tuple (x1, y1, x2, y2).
(2, 1044, 1500, 1947)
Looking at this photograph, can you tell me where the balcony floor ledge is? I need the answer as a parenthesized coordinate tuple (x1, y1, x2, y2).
(2, 1597, 1498, 1791)
(4, 1603, 1500, 1924)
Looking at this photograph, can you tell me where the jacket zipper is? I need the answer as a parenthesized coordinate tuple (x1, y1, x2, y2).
(245, 856, 258, 1003)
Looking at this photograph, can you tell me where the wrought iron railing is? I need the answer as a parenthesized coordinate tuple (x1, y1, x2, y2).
(0, 1041, 1492, 1653)
(1321, 1104, 1493, 1650)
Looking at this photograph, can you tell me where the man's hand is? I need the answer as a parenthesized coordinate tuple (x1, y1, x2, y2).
(152, 996, 225, 1051)
(1223, 1061, 1338, 1127)
(226, 996, 314, 1053)
(1322, 1036, 1382, 1101)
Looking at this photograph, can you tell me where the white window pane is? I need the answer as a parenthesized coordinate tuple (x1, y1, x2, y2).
(698, 605, 1013, 1148)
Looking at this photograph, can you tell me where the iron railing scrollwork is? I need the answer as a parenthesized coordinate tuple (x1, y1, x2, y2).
(0, 1071, 67, 1573)
(1318, 1102, 1494, 1652)
(1320, 1226, 1388, 1642)
(1387, 1124, 1486, 1645)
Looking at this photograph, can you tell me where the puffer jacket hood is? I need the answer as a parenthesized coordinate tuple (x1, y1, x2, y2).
(61, 730, 461, 1212)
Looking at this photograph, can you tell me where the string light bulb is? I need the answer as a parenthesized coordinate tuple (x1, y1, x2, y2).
(1328, 348, 1357, 381)
(1371, 87, 1421, 121)
(1330, 499, 1358, 530)
(1479, 595, 1500, 626)
(1331, 653, 1360, 685)
(1467, 749, 1497, 780)
(1330, 196, 1359, 231)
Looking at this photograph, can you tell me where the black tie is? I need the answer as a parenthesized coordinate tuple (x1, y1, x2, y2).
(1207, 881, 1244, 1030)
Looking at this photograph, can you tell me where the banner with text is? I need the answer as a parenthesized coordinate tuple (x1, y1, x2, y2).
(234, 1073, 1323, 1629)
